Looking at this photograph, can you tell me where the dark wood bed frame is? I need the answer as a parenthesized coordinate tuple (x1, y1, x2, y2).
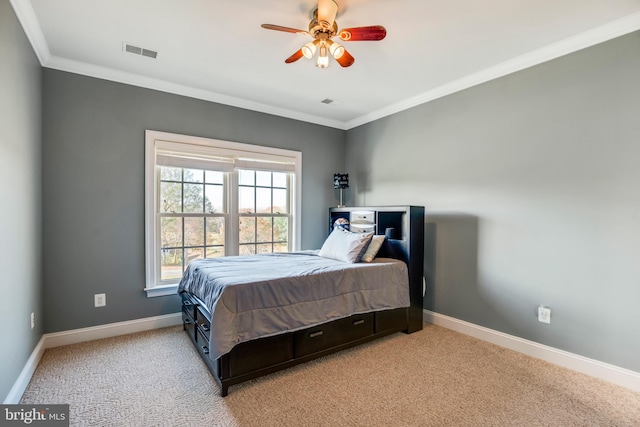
(180, 205, 424, 396)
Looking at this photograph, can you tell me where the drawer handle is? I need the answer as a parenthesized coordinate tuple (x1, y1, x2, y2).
(183, 301, 192, 306)
(200, 323, 210, 331)
(353, 319, 365, 326)
(184, 319, 192, 324)
(309, 331, 324, 338)
(201, 345, 209, 355)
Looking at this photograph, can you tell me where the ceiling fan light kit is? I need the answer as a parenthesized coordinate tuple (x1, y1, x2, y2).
(261, 0, 386, 69)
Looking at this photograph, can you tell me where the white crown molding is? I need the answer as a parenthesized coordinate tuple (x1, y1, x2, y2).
(345, 11, 640, 129)
(10, 1, 640, 131)
(43, 55, 347, 130)
(9, 0, 50, 64)
(424, 310, 640, 393)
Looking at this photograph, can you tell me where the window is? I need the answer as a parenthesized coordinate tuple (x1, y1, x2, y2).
(145, 130, 301, 297)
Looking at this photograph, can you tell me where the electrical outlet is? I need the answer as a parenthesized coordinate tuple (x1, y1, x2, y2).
(538, 306, 551, 324)
(31, 312, 35, 330)
(94, 293, 106, 307)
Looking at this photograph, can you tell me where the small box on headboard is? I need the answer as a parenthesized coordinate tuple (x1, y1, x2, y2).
(350, 210, 375, 224)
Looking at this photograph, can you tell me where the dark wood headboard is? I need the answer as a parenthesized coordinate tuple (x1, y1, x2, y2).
(329, 206, 425, 333)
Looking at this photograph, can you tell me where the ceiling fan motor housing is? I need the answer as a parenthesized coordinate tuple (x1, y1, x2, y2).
(309, 10, 338, 38)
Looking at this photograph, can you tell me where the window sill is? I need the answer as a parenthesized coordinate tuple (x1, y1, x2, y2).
(144, 284, 179, 298)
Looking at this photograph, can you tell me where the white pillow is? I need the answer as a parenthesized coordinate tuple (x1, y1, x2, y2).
(360, 235, 385, 263)
(319, 228, 373, 263)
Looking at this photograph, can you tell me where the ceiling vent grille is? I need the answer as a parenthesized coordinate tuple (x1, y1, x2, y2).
(321, 98, 334, 104)
(123, 42, 158, 59)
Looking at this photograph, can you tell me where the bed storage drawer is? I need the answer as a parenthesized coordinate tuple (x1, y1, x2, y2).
(294, 313, 374, 358)
(227, 334, 294, 378)
(182, 308, 196, 338)
(375, 308, 408, 334)
(181, 293, 197, 319)
(195, 305, 211, 334)
(196, 328, 211, 358)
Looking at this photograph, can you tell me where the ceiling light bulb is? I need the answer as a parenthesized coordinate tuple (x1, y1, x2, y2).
(316, 45, 329, 68)
(317, 56, 329, 68)
(301, 41, 317, 59)
(328, 41, 345, 59)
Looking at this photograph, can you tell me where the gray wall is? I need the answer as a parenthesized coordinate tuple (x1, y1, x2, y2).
(0, 0, 43, 401)
(42, 69, 344, 333)
(346, 32, 640, 372)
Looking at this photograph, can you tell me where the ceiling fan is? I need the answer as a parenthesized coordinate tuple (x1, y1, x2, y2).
(261, 0, 386, 68)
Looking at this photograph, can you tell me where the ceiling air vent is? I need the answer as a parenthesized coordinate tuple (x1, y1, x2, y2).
(123, 42, 158, 59)
(321, 98, 334, 104)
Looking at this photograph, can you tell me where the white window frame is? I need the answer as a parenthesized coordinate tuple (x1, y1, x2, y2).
(144, 130, 302, 297)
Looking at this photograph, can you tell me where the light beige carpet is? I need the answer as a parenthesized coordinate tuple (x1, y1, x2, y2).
(21, 324, 640, 426)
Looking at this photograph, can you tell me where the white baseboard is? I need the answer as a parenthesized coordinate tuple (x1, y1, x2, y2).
(3, 336, 46, 404)
(8, 310, 639, 404)
(43, 312, 182, 349)
(4, 312, 182, 404)
(424, 309, 640, 393)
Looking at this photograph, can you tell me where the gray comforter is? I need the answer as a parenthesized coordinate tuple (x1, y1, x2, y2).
(177, 251, 409, 359)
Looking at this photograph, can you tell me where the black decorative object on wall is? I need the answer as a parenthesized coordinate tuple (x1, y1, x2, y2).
(333, 173, 349, 207)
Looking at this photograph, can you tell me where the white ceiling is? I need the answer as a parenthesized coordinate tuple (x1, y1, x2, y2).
(11, 0, 640, 129)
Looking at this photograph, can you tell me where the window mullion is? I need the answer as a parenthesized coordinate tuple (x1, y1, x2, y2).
(227, 170, 239, 256)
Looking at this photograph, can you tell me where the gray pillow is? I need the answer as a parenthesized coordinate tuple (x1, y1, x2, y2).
(360, 235, 385, 262)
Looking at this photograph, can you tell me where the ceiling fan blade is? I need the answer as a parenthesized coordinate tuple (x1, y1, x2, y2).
(317, 0, 338, 28)
(261, 24, 308, 36)
(285, 49, 304, 64)
(338, 25, 387, 41)
(335, 49, 355, 67)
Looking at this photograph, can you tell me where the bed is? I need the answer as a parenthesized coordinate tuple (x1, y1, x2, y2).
(179, 205, 424, 396)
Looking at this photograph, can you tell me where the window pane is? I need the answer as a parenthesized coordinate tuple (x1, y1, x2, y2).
(160, 166, 181, 181)
(184, 217, 204, 246)
(239, 187, 255, 213)
(256, 188, 271, 213)
(205, 170, 223, 184)
(184, 168, 203, 183)
(160, 217, 182, 248)
(273, 172, 287, 188)
(239, 217, 255, 243)
(273, 242, 288, 252)
(256, 171, 271, 187)
(239, 244, 256, 256)
(238, 169, 254, 186)
(185, 247, 204, 266)
(183, 183, 204, 213)
(273, 189, 287, 214)
(161, 248, 183, 281)
(257, 217, 272, 243)
(160, 182, 182, 213)
(206, 246, 224, 258)
(257, 243, 272, 254)
(204, 184, 223, 213)
(206, 217, 225, 246)
(274, 217, 288, 242)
